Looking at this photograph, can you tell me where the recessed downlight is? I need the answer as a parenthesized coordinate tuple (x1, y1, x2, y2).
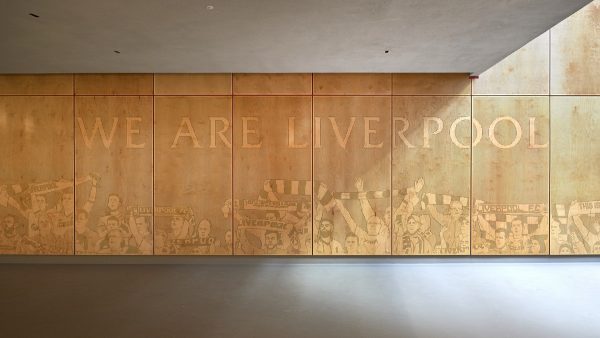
(29, 13, 39, 18)
(114, 50, 121, 54)
(206, 5, 214, 10)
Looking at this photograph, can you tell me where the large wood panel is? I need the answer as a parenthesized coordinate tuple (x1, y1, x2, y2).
(471, 97, 549, 255)
(314, 74, 391, 95)
(313, 96, 391, 255)
(233, 74, 312, 95)
(75, 74, 153, 95)
(551, 97, 600, 255)
(392, 96, 471, 255)
(473, 32, 549, 95)
(75, 96, 153, 255)
(392, 74, 471, 96)
(154, 74, 232, 95)
(0, 75, 73, 95)
(233, 96, 312, 255)
(0, 96, 73, 254)
(154, 96, 232, 255)
(551, 1, 600, 95)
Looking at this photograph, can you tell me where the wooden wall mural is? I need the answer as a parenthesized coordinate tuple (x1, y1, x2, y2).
(154, 96, 232, 255)
(1, 0, 599, 256)
(313, 94, 392, 255)
(471, 97, 549, 255)
(392, 96, 471, 255)
(233, 95, 312, 255)
(0, 96, 73, 254)
(75, 94, 153, 255)
(551, 97, 600, 255)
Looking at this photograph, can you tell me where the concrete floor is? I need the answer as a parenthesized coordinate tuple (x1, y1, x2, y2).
(0, 259, 599, 338)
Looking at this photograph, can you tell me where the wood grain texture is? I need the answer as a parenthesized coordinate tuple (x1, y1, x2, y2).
(0, 96, 74, 254)
(233, 96, 312, 255)
(392, 74, 471, 96)
(471, 96, 549, 255)
(392, 96, 471, 255)
(233, 74, 311, 95)
(473, 32, 549, 95)
(0, 75, 73, 95)
(550, 97, 600, 255)
(313, 96, 391, 255)
(75, 74, 153, 95)
(154, 96, 232, 255)
(75, 96, 153, 255)
(551, 1, 600, 95)
(313, 74, 391, 95)
(154, 74, 232, 95)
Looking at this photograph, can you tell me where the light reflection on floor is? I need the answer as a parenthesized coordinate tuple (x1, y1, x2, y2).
(0, 259, 598, 338)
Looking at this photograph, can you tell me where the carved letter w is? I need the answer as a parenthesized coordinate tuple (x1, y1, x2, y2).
(77, 117, 118, 149)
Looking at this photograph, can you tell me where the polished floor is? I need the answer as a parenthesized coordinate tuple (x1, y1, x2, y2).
(0, 258, 599, 338)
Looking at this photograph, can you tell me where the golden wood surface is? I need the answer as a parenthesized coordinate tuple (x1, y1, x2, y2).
(154, 96, 232, 255)
(233, 74, 312, 95)
(75, 74, 153, 95)
(0, 96, 74, 254)
(551, 1, 600, 95)
(392, 74, 471, 96)
(75, 96, 153, 255)
(233, 96, 312, 255)
(313, 74, 391, 95)
(154, 74, 232, 95)
(473, 32, 550, 95)
(0, 75, 73, 95)
(471, 97, 549, 255)
(550, 97, 600, 255)
(392, 96, 471, 255)
(313, 96, 391, 255)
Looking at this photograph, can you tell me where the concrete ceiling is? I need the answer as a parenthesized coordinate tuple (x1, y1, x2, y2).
(0, 0, 592, 74)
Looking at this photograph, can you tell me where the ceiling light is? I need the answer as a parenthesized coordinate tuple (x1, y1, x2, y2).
(114, 50, 121, 54)
(206, 5, 214, 10)
(29, 13, 39, 18)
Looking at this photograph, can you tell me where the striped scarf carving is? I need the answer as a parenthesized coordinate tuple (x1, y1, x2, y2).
(424, 193, 470, 207)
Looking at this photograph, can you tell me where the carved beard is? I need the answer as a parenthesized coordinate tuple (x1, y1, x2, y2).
(319, 229, 332, 238)
(4, 226, 16, 238)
